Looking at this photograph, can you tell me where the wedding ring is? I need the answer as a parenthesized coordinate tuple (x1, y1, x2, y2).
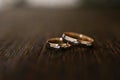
(62, 32, 94, 46)
(46, 38, 71, 49)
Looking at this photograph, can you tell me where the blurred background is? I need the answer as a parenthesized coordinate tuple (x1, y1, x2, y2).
(0, 0, 120, 41)
(0, 0, 120, 10)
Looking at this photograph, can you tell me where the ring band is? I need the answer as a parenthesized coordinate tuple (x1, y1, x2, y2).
(62, 32, 94, 46)
(46, 38, 71, 49)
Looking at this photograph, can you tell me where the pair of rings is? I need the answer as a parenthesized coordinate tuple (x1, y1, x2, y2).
(46, 32, 94, 49)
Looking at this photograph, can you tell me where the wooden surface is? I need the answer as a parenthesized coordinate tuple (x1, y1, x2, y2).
(0, 8, 120, 80)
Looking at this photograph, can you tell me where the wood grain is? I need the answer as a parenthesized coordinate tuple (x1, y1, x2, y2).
(0, 8, 120, 80)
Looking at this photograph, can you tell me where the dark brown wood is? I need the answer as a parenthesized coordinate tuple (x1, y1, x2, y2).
(0, 8, 120, 80)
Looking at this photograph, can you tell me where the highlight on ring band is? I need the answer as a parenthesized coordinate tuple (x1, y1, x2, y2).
(46, 38, 71, 49)
(62, 32, 94, 46)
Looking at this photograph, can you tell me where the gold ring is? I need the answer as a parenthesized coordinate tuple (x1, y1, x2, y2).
(46, 38, 71, 49)
(62, 32, 94, 46)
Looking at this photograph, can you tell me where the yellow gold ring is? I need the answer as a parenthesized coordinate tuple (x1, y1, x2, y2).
(62, 32, 94, 46)
(46, 38, 71, 49)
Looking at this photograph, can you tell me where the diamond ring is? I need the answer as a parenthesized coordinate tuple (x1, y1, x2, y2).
(46, 38, 71, 49)
(62, 32, 94, 46)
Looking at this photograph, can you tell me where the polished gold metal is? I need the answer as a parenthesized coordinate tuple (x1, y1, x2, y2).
(62, 32, 94, 46)
(46, 38, 71, 49)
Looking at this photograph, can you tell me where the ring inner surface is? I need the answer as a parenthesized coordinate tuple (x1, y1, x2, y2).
(64, 32, 80, 39)
(80, 35, 94, 43)
(48, 38, 63, 44)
